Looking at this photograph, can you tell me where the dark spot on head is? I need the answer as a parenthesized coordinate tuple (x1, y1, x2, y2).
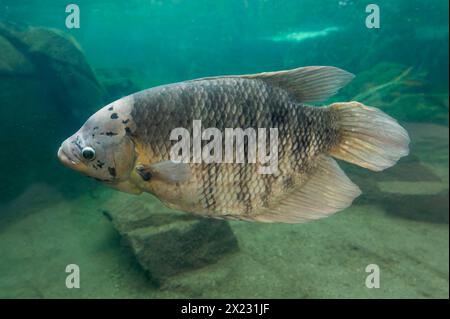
(108, 167, 116, 177)
(93, 126, 99, 130)
(108, 106, 113, 111)
(122, 119, 130, 124)
(96, 160, 105, 168)
(106, 131, 118, 136)
(111, 113, 119, 119)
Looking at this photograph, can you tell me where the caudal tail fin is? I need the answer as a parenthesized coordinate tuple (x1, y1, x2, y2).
(329, 102, 410, 171)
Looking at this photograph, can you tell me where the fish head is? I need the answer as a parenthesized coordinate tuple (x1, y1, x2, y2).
(58, 97, 141, 193)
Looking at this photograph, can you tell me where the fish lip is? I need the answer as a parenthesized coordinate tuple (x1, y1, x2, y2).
(57, 146, 79, 167)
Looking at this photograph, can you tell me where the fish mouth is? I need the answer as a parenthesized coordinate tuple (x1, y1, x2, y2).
(57, 146, 80, 168)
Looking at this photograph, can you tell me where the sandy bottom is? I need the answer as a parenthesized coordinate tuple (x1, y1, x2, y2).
(0, 123, 448, 298)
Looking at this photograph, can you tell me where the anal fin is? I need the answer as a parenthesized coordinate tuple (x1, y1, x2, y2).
(252, 156, 361, 223)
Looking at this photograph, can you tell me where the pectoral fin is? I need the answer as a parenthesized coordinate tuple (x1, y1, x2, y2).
(135, 161, 191, 183)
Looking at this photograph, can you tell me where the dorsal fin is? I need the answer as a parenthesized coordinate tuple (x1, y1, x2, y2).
(189, 66, 354, 103)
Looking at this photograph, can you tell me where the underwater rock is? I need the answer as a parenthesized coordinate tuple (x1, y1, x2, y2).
(0, 23, 104, 202)
(95, 67, 143, 102)
(20, 27, 91, 70)
(346, 123, 448, 224)
(0, 183, 64, 232)
(349, 166, 448, 224)
(102, 199, 239, 286)
(0, 34, 34, 74)
(16, 26, 104, 119)
(381, 191, 449, 224)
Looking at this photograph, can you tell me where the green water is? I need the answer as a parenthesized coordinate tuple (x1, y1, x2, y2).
(0, 0, 448, 298)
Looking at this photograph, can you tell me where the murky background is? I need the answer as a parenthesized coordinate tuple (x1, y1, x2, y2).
(0, 0, 448, 298)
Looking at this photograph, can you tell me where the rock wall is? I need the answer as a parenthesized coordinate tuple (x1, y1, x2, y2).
(0, 23, 104, 202)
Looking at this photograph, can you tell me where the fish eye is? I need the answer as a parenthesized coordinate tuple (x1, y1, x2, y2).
(81, 147, 96, 161)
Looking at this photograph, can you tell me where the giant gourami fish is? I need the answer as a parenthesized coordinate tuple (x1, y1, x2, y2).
(58, 66, 410, 223)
